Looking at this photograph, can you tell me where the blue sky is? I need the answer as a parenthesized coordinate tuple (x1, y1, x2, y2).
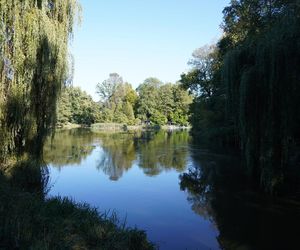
(71, 0, 230, 100)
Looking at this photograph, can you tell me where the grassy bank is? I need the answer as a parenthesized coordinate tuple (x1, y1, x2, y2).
(0, 160, 154, 250)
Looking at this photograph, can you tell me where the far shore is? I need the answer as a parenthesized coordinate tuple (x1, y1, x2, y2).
(57, 122, 191, 131)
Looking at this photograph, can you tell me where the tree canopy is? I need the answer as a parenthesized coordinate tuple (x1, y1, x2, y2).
(57, 74, 192, 127)
(136, 78, 192, 125)
(57, 86, 100, 126)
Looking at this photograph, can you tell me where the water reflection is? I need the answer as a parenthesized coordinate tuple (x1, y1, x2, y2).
(136, 131, 190, 176)
(43, 129, 98, 168)
(180, 150, 300, 250)
(44, 129, 190, 179)
(96, 133, 136, 180)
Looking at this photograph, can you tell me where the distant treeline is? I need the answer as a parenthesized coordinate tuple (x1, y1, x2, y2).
(57, 74, 192, 126)
(181, 0, 300, 194)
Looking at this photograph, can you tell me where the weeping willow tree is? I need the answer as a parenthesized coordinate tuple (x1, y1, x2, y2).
(0, 0, 80, 161)
(184, 0, 300, 194)
(222, 5, 300, 193)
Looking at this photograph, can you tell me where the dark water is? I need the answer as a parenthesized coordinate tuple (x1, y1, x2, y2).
(44, 129, 299, 250)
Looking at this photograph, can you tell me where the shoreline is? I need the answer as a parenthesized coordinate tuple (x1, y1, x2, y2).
(58, 122, 191, 132)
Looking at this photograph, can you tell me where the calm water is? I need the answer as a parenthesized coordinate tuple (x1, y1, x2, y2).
(44, 129, 299, 250)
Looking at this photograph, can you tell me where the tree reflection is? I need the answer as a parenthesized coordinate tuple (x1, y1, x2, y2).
(43, 129, 191, 180)
(96, 133, 136, 180)
(180, 151, 299, 250)
(43, 129, 98, 168)
(96, 130, 190, 179)
(136, 130, 190, 176)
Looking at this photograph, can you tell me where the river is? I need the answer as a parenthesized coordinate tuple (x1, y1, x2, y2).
(43, 128, 299, 250)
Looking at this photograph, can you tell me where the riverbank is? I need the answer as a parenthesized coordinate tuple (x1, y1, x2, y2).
(58, 122, 190, 132)
(0, 159, 154, 249)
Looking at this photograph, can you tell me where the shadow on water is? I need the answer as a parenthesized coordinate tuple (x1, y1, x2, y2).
(180, 149, 300, 250)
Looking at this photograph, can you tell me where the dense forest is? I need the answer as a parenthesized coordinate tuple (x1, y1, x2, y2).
(181, 0, 300, 194)
(57, 73, 192, 126)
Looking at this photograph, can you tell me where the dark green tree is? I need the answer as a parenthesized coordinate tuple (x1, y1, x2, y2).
(221, 0, 300, 193)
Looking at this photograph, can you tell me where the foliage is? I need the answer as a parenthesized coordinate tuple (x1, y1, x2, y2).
(0, 0, 80, 159)
(219, 0, 300, 193)
(136, 78, 192, 125)
(96, 74, 138, 125)
(136, 78, 163, 123)
(180, 45, 230, 145)
(57, 86, 100, 125)
(96, 73, 123, 103)
(96, 74, 192, 126)
(183, 0, 300, 193)
(221, 0, 291, 48)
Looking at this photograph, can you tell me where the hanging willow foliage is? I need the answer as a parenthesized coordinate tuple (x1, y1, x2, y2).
(0, 0, 81, 161)
(222, 9, 300, 193)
